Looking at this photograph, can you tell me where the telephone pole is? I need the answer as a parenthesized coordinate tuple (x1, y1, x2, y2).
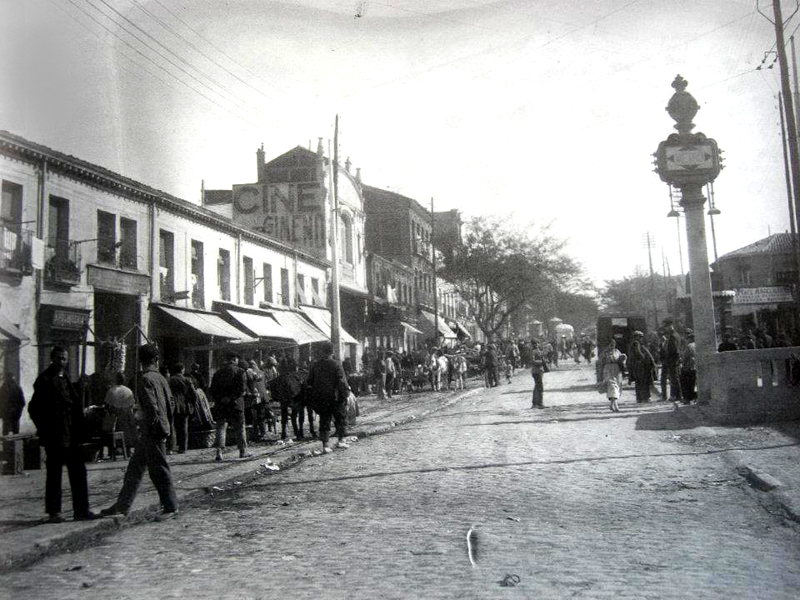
(642, 232, 659, 329)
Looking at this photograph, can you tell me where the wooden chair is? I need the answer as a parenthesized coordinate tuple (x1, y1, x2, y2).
(100, 412, 127, 461)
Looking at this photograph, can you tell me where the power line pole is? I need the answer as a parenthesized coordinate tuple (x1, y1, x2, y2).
(431, 197, 439, 346)
(642, 232, 659, 330)
(763, 0, 800, 317)
(329, 116, 342, 360)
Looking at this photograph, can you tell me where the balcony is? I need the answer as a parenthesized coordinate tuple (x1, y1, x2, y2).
(44, 238, 81, 286)
(96, 245, 139, 271)
(0, 226, 33, 276)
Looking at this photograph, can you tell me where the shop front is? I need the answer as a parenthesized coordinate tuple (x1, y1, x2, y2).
(731, 286, 797, 336)
(37, 304, 90, 382)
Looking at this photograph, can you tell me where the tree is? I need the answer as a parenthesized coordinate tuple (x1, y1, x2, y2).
(599, 272, 682, 328)
(439, 216, 581, 341)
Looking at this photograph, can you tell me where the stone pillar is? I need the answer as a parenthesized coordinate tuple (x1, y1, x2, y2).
(679, 184, 717, 403)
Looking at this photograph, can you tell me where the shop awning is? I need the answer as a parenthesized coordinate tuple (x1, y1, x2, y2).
(226, 310, 293, 340)
(0, 313, 28, 342)
(451, 321, 472, 339)
(270, 309, 329, 345)
(419, 310, 458, 340)
(400, 321, 423, 335)
(154, 305, 254, 340)
(299, 306, 359, 345)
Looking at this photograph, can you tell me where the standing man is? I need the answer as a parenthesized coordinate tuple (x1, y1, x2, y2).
(305, 342, 352, 454)
(100, 344, 178, 520)
(680, 330, 697, 404)
(209, 352, 250, 461)
(0, 372, 26, 435)
(28, 347, 96, 523)
(530, 341, 547, 409)
(662, 318, 683, 403)
(168, 363, 195, 454)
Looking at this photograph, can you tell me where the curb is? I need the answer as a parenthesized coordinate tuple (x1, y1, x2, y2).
(0, 386, 483, 573)
(672, 404, 800, 524)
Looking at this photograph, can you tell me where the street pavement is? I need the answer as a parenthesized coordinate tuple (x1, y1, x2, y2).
(1, 363, 799, 599)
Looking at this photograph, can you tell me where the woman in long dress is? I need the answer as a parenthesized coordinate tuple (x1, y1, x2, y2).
(599, 340, 626, 413)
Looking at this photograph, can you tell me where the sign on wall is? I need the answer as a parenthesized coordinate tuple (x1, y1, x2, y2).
(733, 286, 794, 305)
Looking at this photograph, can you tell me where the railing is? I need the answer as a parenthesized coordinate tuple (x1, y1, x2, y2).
(44, 237, 81, 285)
(0, 226, 33, 275)
(706, 346, 800, 424)
(96, 246, 139, 271)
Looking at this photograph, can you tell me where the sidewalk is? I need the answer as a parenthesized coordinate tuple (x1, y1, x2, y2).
(0, 385, 482, 573)
(657, 401, 800, 524)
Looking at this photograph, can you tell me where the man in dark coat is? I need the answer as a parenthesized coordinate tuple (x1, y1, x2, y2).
(100, 344, 179, 520)
(662, 319, 683, 402)
(305, 342, 352, 454)
(168, 363, 195, 454)
(209, 352, 250, 461)
(28, 346, 96, 523)
(0, 372, 25, 435)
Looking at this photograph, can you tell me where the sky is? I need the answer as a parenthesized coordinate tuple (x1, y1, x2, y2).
(0, 0, 793, 285)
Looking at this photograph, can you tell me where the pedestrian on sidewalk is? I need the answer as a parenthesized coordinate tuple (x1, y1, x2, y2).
(530, 341, 547, 409)
(100, 344, 179, 521)
(662, 318, 683, 402)
(680, 331, 697, 403)
(168, 363, 196, 454)
(628, 331, 657, 403)
(0, 372, 25, 435)
(305, 342, 352, 454)
(452, 351, 467, 390)
(599, 340, 626, 413)
(384, 351, 396, 398)
(210, 352, 251, 460)
(28, 346, 97, 523)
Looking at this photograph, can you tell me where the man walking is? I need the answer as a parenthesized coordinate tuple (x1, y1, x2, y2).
(100, 344, 178, 520)
(210, 352, 251, 461)
(168, 363, 195, 454)
(530, 341, 547, 409)
(662, 318, 683, 403)
(28, 347, 96, 523)
(0, 372, 25, 435)
(305, 342, 352, 454)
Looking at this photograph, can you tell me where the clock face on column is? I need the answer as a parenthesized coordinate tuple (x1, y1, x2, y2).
(233, 186, 262, 214)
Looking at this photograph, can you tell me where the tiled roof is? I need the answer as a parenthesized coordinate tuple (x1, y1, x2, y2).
(717, 232, 799, 261)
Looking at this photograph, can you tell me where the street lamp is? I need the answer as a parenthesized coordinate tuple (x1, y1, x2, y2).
(667, 185, 685, 277)
(653, 75, 723, 402)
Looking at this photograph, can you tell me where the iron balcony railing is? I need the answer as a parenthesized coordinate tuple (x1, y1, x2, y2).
(44, 237, 81, 285)
(0, 226, 33, 275)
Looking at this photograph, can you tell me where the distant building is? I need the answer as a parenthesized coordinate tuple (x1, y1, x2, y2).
(712, 232, 799, 336)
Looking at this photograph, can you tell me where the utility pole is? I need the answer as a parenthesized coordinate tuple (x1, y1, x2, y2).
(329, 117, 342, 360)
(643, 232, 659, 330)
(763, 0, 800, 316)
(431, 197, 439, 346)
(778, 93, 799, 266)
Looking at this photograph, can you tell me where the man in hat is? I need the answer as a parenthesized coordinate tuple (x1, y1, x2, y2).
(661, 319, 683, 403)
(100, 344, 178, 520)
(680, 329, 697, 403)
(209, 352, 251, 460)
(628, 331, 657, 403)
(305, 342, 352, 454)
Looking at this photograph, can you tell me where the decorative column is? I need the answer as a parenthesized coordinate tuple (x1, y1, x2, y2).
(654, 76, 722, 403)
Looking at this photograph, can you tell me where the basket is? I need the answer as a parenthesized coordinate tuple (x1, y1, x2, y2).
(188, 429, 216, 449)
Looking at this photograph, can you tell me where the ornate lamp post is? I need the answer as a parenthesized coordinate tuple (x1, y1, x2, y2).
(654, 75, 722, 402)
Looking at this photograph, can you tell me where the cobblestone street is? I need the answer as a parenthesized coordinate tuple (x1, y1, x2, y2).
(2, 364, 799, 599)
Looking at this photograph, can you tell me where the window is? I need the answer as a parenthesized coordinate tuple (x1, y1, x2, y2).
(48, 196, 70, 251)
(120, 218, 137, 270)
(97, 210, 116, 265)
(159, 230, 175, 301)
(218, 249, 231, 301)
(262, 263, 273, 303)
(340, 214, 353, 264)
(280, 267, 290, 306)
(243, 256, 254, 305)
(776, 270, 798, 284)
(191, 240, 204, 309)
(311, 277, 320, 306)
(296, 273, 306, 304)
(737, 265, 751, 286)
(1, 181, 22, 232)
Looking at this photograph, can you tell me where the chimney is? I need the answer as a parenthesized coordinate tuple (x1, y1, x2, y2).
(256, 143, 265, 182)
(317, 137, 324, 157)
(345, 156, 351, 173)
(355, 167, 361, 184)
(200, 179, 205, 204)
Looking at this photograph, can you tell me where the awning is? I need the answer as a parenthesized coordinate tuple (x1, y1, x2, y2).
(300, 306, 359, 345)
(400, 321, 423, 335)
(270, 309, 329, 345)
(0, 313, 28, 342)
(451, 321, 471, 339)
(419, 310, 457, 340)
(226, 310, 294, 340)
(154, 305, 254, 340)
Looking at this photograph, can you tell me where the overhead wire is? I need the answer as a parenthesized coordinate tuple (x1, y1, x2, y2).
(63, 0, 263, 128)
(87, 0, 267, 121)
(127, 0, 280, 102)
